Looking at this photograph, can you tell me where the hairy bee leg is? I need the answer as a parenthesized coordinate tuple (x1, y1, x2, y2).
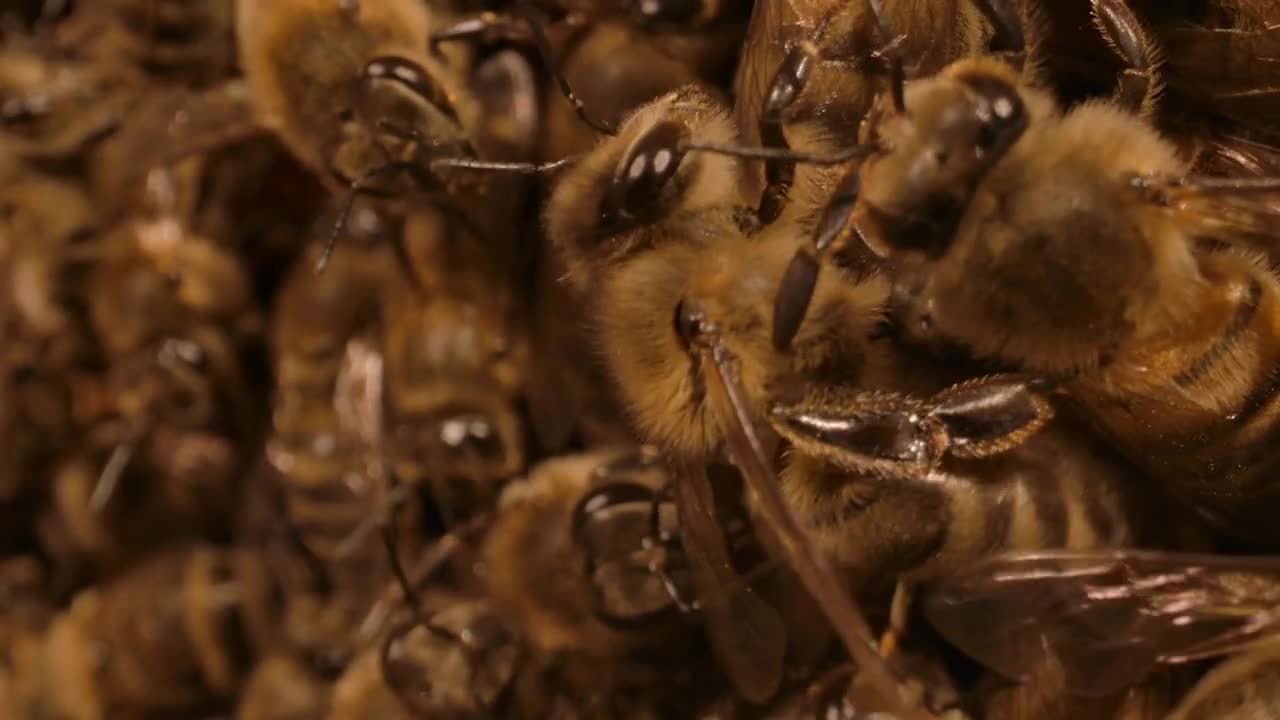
(757, 42, 817, 224)
(1090, 0, 1163, 120)
(769, 374, 1054, 471)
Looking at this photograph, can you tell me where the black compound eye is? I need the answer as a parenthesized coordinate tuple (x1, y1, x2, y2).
(672, 299, 702, 350)
(601, 120, 689, 235)
(364, 55, 460, 123)
(955, 72, 1027, 159)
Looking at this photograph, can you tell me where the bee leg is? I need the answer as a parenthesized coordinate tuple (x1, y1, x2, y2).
(926, 374, 1056, 460)
(1090, 0, 1163, 120)
(773, 165, 869, 352)
(878, 580, 913, 659)
(768, 374, 1054, 473)
(757, 41, 818, 224)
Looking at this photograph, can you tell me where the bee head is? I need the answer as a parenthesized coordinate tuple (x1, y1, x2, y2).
(857, 63, 1028, 261)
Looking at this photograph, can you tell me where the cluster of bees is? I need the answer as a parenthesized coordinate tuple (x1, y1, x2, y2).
(7, 0, 1280, 717)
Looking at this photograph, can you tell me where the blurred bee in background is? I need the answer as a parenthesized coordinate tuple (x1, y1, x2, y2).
(0, 35, 132, 161)
(266, 215, 401, 583)
(53, 0, 239, 87)
(38, 157, 261, 574)
(379, 205, 531, 529)
(330, 590, 520, 720)
(234, 0, 562, 273)
(37, 544, 288, 719)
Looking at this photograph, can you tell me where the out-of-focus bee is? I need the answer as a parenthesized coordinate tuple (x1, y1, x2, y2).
(38, 544, 288, 719)
(55, 0, 238, 86)
(483, 447, 778, 716)
(431, 0, 749, 159)
(236, 655, 331, 720)
(379, 205, 531, 526)
(45, 162, 259, 569)
(267, 224, 400, 575)
(732, 0, 1033, 224)
(0, 40, 131, 161)
(823, 45, 1280, 546)
(234, 0, 547, 221)
(330, 592, 519, 720)
(924, 548, 1280, 714)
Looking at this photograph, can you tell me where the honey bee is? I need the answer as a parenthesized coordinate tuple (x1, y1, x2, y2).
(235, 0, 550, 260)
(431, 0, 749, 159)
(330, 593, 520, 720)
(924, 548, 1280, 714)
(0, 39, 131, 160)
(483, 447, 777, 715)
(55, 0, 238, 86)
(266, 223, 400, 573)
(732, 0, 1035, 224)
(823, 46, 1280, 546)
(38, 544, 288, 719)
(544, 84, 994, 717)
(379, 205, 531, 527)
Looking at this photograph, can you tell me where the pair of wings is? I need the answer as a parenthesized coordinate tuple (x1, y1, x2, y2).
(925, 548, 1280, 697)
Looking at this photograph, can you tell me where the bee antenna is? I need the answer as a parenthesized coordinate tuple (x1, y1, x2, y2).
(683, 141, 878, 165)
(89, 418, 150, 513)
(514, 0, 618, 136)
(429, 155, 581, 173)
(317, 162, 413, 275)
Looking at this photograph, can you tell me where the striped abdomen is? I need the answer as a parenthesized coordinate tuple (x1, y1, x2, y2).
(781, 425, 1138, 584)
(1073, 249, 1280, 546)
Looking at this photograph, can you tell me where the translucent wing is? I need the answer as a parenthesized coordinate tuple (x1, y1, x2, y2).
(924, 548, 1280, 697)
(672, 456, 786, 704)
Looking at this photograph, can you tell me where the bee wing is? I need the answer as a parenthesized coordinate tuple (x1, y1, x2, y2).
(1161, 23, 1280, 122)
(1144, 175, 1280, 262)
(671, 456, 786, 703)
(924, 548, 1280, 697)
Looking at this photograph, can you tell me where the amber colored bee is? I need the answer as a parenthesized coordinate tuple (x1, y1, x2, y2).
(817, 34, 1280, 546)
(38, 545, 287, 719)
(544, 84, 1146, 717)
(54, 0, 238, 86)
(732, 0, 1036, 225)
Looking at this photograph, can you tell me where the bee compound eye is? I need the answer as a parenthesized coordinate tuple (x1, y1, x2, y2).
(672, 299, 703, 350)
